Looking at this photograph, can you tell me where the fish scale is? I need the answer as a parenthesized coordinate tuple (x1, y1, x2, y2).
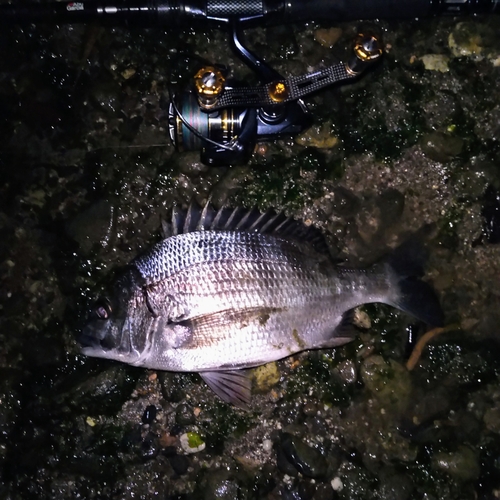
(134, 231, 310, 285)
(80, 203, 444, 409)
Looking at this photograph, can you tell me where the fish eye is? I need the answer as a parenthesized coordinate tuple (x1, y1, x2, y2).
(93, 299, 112, 320)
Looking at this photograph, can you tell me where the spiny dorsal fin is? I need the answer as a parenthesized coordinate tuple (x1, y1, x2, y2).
(165, 201, 330, 255)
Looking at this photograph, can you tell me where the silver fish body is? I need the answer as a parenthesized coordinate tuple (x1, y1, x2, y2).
(80, 204, 443, 407)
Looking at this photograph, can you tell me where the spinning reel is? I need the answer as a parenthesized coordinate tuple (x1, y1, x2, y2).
(168, 27, 383, 165)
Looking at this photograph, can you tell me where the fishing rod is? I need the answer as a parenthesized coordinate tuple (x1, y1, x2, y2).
(0, 0, 497, 27)
(1, 0, 498, 166)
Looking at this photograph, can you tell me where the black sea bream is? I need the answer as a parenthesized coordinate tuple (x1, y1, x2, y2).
(80, 203, 443, 408)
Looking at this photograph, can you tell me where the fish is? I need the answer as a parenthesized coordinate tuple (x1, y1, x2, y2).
(79, 202, 443, 409)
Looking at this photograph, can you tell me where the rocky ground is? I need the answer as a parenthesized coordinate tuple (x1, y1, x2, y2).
(0, 7, 500, 500)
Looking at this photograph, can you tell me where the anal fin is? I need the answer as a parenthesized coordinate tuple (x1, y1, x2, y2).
(200, 370, 252, 410)
(317, 310, 359, 348)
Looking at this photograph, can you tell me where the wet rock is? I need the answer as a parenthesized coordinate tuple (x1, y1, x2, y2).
(264, 24, 298, 60)
(199, 468, 239, 500)
(66, 199, 115, 254)
(355, 198, 382, 243)
(175, 151, 211, 177)
(377, 188, 405, 229)
(314, 483, 335, 500)
(121, 425, 143, 451)
(474, 104, 500, 140)
(419, 132, 464, 162)
(483, 405, 500, 434)
(175, 403, 196, 426)
(432, 446, 480, 481)
(452, 411, 482, 444)
(279, 433, 328, 478)
(282, 481, 316, 500)
(448, 21, 495, 59)
(162, 445, 177, 457)
(169, 454, 190, 476)
(142, 404, 157, 425)
(421, 90, 460, 130)
(314, 27, 342, 48)
(408, 387, 453, 427)
(336, 462, 375, 500)
(480, 185, 500, 244)
(158, 372, 187, 403)
(360, 356, 411, 413)
(335, 360, 357, 385)
(65, 365, 138, 417)
(295, 122, 339, 149)
(209, 166, 251, 207)
(353, 308, 371, 330)
(119, 115, 143, 142)
(376, 469, 414, 500)
(141, 431, 161, 462)
(277, 446, 300, 477)
(89, 76, 123, 115)
(302, 402, 319, 417)
(253, 362, 280, 393)
(419, 54, 450, 72)
(328, 187, 361, 218)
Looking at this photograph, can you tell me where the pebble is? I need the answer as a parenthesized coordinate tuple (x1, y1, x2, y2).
(448, 21, 489, 59)
(336, 360, 357, 385)
(432, 445, 480, 481)
(314, 27, 342, 48)
(140, 431, 160, 462)
(419, 131, 463, 162)
(175, 403, 196, 426)
(179, 432, 206, 454)
(200, 469, 239, 500)
(262, 439, 273, 452)
(420, 54, 450, 72)
(331, 477, 343, 491)
(295, 122, 339, 149)
(279, 433, 328, 478)
(484, 406, 500, 433)
(141, 404, 157, 425)
(253, 362, 281, 393)
(169, 454, 190, 476)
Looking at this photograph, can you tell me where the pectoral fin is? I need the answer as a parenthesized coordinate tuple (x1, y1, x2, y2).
(200, 370, 252, 409)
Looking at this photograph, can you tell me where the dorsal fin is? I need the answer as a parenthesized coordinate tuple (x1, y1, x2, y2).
(165, 201, 331, 255)
(171, 205, 184, 236)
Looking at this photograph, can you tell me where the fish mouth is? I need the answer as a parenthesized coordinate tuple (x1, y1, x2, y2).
(77, 323, 141, 363)
(77, 331, 115, 359)
(78, 329, 101, 348)
(77, 321, 118, 355)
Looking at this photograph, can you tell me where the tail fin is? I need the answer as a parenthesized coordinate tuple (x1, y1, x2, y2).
(386, 240, 444, 327)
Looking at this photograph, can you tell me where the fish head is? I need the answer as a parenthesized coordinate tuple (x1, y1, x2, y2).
(79, 268, 149, 365)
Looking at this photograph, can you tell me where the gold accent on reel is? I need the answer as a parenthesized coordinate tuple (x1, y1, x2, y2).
(268, 81, 289, 103)
(194, 66, 226, 109)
